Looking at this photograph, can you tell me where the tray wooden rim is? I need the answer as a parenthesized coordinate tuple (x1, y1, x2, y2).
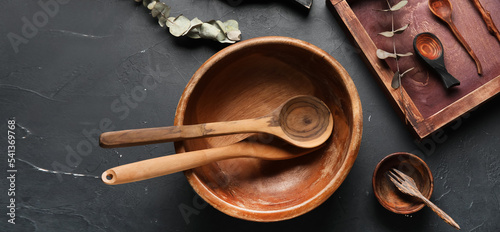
(329, 0, 500, 139)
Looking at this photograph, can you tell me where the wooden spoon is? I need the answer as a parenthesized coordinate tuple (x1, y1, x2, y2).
(414, 32, 460, 89)
(101, 136, 323, 185)
(100, 95, 333, 149)
(429, 0, 483, 75)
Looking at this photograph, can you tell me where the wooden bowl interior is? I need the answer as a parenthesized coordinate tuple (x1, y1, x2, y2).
(373, 153, 433, 214)
(175, 37, 361, 221)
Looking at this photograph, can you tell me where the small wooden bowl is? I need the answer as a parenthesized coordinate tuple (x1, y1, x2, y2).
(174, 36, 363, 221)
(372, 152, 434, 214)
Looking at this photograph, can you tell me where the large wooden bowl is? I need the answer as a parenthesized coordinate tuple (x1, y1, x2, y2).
(174, 36, 362, 221)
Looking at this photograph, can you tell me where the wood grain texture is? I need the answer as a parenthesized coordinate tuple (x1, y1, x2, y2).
(471, 0, 500, 43)
(329, 0, 500, 138)
(174, 36, 363, 222)
(101, 136, 322, 185)
(372, 152, 434, 215)
(99, 95, 333, 149)
(389, 168, 460, 230)
(429, 0, 483, 75)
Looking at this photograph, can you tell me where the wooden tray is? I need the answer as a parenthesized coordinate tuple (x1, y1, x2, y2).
(329, 0, 500, 138)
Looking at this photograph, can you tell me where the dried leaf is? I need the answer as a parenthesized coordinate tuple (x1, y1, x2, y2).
(391, 70, 401, 89)
(376, 49, 413, 59)
(223, 20, 241, 41)
(224, 20, 239, 32)
(391, 67, 414, 89)
(379, 31, 395, 37)
(138, 0, 241, 43)
(378, 0, 408, 11)
(151, 3, 164, 17)
(215, 20, 227, 34)
(143, 0, 155, 7)
(191, 17, 203, 26)
(159, 5, 170, 18)
(199, 23, 224, 41)
(167, 15, 191, 37)
(147, 1, 156, 10)
(227, 30, 241, 41)
(376, 49, 396, 59)
(395, 23, 409, 34)
(379, 24, 409, 37)
(158, 16, 167, 27)
(391, 0, 408, 11)
(184, 18, 203, 38)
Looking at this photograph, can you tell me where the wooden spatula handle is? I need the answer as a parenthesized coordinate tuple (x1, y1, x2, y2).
(100, 125, 203, 148)
(101, 144, 241, 185)
(99, 117, 270, 148)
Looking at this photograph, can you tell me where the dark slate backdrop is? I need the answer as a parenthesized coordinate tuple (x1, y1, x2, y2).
(1, 0, 499, 231)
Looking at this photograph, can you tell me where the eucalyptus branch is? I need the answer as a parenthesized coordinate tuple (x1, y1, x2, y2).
(375, 0, 414, 122)
(135, 0, 241, 43)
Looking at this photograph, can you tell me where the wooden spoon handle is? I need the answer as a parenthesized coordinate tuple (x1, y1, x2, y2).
(99, 117, 271, 148)
(432, 65, 460, 89)
(101, 144, 242, 185)
(421, 197, 461, 230)
(447, 21, 483, 75)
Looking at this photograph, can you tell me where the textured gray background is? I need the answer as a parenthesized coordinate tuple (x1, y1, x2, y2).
(1, 0, 499, 231)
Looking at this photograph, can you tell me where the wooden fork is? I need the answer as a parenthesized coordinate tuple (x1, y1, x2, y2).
(388, 168, 461, 230)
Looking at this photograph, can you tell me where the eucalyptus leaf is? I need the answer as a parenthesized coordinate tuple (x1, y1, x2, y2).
(391, 70, 401, 89)
(215, 20, 227, 34)
(395, 23, 409, 33)
(167, 15, 191, 37)
(151, 8, 160, 17)
(191, 18, 203, 27)
(199, 23, 224, 41)
(379, 23, 409, 37)
(378, 0, 408, 11)
(137, 0, 241, 43)
(143, 0, 154, 7)
(391, 67, 414, 89)
(376, 49, 396, 59)
(184, 18, 203, 38)
(153, 2, 167, 12)
(158, 17, 167, 27)
(227, 30, 241, 41)
(376, 0, 411, 117)
(159, 4, 170, 18)
(224, 20, 239, 32)
(391, 0, 408, 11)
(223, 20, 241, 41)
(147, 1, 156, 10)
(379, 31, 395, 38)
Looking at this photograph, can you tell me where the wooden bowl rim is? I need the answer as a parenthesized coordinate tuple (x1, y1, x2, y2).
(173, 36, 363, 221)
(372, 152, 434, 214)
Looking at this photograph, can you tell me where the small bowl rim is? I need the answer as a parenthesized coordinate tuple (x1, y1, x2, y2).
(174, 36, 363, 221)
(372, 152, 434, 214)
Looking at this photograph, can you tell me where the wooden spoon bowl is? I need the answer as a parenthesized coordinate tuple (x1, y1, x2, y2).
(175, 36, 363, 221)
(372, 152, 434, 214)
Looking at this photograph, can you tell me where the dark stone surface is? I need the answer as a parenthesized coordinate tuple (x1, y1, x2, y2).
(1, 0, 499, 231)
